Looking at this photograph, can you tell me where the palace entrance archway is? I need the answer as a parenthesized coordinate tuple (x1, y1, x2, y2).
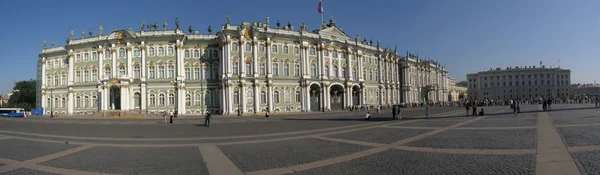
(330, 84, 345, 110)
(110, 86, 121, 110)
(309, 84, 321, 111)
(352, 85, 361, 106)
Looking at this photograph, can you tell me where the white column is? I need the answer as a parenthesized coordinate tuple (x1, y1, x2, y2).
(141, 84, 146, 111)
(305, 84, 310, 111)
(111, 45, 116, 79)
(98, 47, 104, 80)
(68, 50, 74, 85)
(254, 84, 259, 113)
(126, 43, 132, 79)
(67, 88, 73, 115)
(120, 84, 129, 110)
(41, 58, 47, 109)
(240, 38, 245, 77)
(241, 84, 246, 114)
(266, 38, 272, 78)
(179, 87, 185, 115)
(141, 42, 146, 81)
(227, 85, 233, 114)
(253, 38, 258, 77)
(324, 85, 330, 110)
(267, 84, 273, 112)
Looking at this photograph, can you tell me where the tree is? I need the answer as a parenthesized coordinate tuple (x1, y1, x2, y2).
(7, 80, 36, 110)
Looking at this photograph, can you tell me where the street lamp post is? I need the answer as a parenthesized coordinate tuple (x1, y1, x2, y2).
(170, 80, 180, 116)
(48, 87, 54, 118)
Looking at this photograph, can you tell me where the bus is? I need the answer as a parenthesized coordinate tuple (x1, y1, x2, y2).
(0, 108, 26, 117)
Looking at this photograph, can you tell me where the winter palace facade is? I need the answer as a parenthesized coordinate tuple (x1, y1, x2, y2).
(37, 17, 450, 115)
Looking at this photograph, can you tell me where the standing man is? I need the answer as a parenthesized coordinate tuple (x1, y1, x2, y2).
(397, 106, 402, 120)
(425, 99, 430, 119)
(205, 111, 211, 127)
(392, 106, 397, 120)
(169, 110, 174, 123)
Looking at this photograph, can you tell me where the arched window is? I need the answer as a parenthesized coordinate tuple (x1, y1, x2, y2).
(119, 66, 126, 77)
(119, 48, 126, 58)
(54, 98, 59, 109)
(195, 67, 201, 80)
(259, 44, 265, 52)
(76, 96, 81, 108)
(185, 67, 191, 79)
(310, 47, 316, 55)
(341, 52, 346, 59)
(62, 98, 66, 108)
(53, 75, 58, 86)
(271, 45, 278, 53)
(46, 98, 51, 109)
(149, 66, 155, 79)
(212, 66, 218, 79)
(159, 94, 165, 106)
(375, 71, 379, 81)
(370, 70, 373, 80)
(158, 47, 165, 56)
(233, 91, 239, 104)
(168, 65, 175, 78)
(185, 94, 191, 106)
(92, 52, 97, 60)
(105, 68, 111, 78)
(333, 66, 338, 77)
(84, 96, 89, 108)
(274, 91, 280, 103)
(259, 63, 266, 75)
(84, 70, 89, 82)
(272, 63, 279, 76)
(159, 65, 165, 79)
(92, 70, 98, 81)
(105, 50, 112, 59)
(246, 90, 253, 104)
(353, 68, 357, 79)
(149, 94, 156, 107)
(232, 62, 239, 75)
(245, 42, 252, 52)
(310, 64, 317, 77)
(194, 50, 200, 58)
(325, 66, 330, 77)
(84, 53, 90, 61)
(167, 47, 174, 56)
(168, 94, 175, 106)
(134, 65, 140, 79)
(76, 54, 81, 62)
(342, 68, 346, 78)
(61, 73, 67, 85)
(149, 47, 155, 56)
(232, 42, 239, 52)
(294, 64, 300, 77)
(184, 50, 190, 58)
(246, 62, 253, 76)
(324, 50, 329, 56)
(283, 63, 289, 76)
(295, 91, 301, 102)
(294, 46, 300, 55)
(195, 94, 201, 106)
(283, 46, 289, 54)
(133, 47, 140, 57)
(332, 50, 338, 58)
(75, 71, 81, 82)
(260, 91, 266, 103)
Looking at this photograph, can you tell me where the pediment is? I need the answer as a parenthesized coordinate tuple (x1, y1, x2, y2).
(107, 30, 137, 40)
(318, 27, 349, 40)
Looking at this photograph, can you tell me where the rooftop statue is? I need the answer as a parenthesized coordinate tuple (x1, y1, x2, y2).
(99, 24, 103, 35)
(69, 30, 74, 39)
(141, 20, 145, 32)
(43, 40, 46, 49)
(175, 17, 180, 29)
(51, 40, 55, 47)
(226, 13, 231, 24)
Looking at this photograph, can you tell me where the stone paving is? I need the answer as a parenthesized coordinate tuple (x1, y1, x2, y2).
(0, 104, 598, 174)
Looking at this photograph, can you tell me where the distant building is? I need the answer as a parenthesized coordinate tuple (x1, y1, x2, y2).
(572, 84, 600, 96)
(467, 66, 571, 101)
(448, 78, 467, 102)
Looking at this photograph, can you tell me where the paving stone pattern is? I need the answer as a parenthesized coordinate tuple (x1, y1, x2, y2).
(558, 126, 600, 147)
(0, 139, 78, 161)
(41, 146, 207, 175)
(391, 120, 464, 127)
(2, 168, 61, 175)
(572, 150, 600, 175)
(460, 119, 538, 127)
(218, 138, 372, 172)
(323, 128, 433, 144)
(291, 150, 535, 175)
(406, 129, 537, 149)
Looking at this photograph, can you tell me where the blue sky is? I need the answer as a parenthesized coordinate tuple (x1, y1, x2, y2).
(0, 0, 598, 94)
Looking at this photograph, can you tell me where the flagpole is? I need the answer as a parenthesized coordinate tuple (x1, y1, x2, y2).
(320, 0, 324, 26)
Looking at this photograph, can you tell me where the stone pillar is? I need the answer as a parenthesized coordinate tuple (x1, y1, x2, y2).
(120, 82, 129, 111)
(240, 38, 245, 77)
(111, 44, 116, 78)
(98, 47, 104, 80)
(141, 84, 147, 111)
(266, 38, 272, 78)
(241, 83, 246, 114)
(68, 50, 74, 85)
(305, 83, 310, 112)
(67, 87, 73, 115)
(267, 83, 273, 113)
(141, 42, 146, 81)
(253, 38, 259, 77)
(126, 42, 132, 79)
(254, 83, 259, 113)
(178, 86, 186, 115)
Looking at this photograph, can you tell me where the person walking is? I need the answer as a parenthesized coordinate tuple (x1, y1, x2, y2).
(472, 102, 477, 116)
(265, 111, 270, 119)
(397, 106, 402, 120)
(163, 111, 167, 123)
(425, 101, 430, 119)
(204, 111, 211, 127)
(465, 102, 470, 116)
(392, 106, 397, 120)
(169, 110, 174, 124)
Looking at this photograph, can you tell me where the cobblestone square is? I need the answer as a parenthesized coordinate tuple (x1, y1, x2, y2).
(406, 129, 537, 149)
(323, 127, 433, 144)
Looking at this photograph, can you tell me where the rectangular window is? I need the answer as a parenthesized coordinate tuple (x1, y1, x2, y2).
(272, 63, 279, 76)
(284, 64, 289, 76)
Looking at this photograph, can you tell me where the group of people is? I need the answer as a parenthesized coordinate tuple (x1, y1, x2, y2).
(365, 106, 403, 120)
(162, 110, 213, 127)
(465, 102, 485, 116)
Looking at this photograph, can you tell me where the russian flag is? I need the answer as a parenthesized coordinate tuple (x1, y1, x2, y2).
(318, 0, 324, 14)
